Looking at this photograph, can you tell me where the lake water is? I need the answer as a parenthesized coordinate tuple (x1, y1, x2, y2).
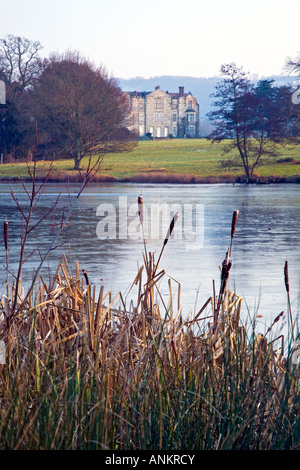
(0, 182, 299, 331)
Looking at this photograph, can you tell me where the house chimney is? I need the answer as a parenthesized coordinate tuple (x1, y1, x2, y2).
(155, 85, 160, 90)
(179, 86, 184, 97)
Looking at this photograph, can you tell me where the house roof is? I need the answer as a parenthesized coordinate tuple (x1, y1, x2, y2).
(126, 89, 194, 99)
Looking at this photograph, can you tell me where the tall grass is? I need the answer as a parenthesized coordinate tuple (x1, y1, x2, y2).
(0, 209, 299, 450)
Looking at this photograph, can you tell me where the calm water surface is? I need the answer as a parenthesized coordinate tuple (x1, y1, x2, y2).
(0, 182, 299, 329)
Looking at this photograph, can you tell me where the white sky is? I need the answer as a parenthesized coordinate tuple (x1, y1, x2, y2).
(0, 0, 299, 79)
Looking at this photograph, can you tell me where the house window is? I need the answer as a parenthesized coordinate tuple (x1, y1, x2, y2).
(172, 126, 177, 136)
(155, 113, 163, 122)
(156, 127, 161, 137)
(172, 113, 177, 122)
(188, 100, 193, 108)
(164, 127, 168, 137)
(187, 113, 195, 123)
(149, 126, 154, 136)
(155, 100, 163, 109)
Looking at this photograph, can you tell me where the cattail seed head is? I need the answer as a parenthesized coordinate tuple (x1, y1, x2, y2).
(231, 209, 239, 240)
(273, 311, 284, 325)
(4, 219, 8, 251)
(265, 310, 284, 336)
(82, 269, 89, 286)
(138, 194, 144, 225)
(284, 260, 289, 292)
(221, 251, 232, 281)
(164, 212, 180, 246)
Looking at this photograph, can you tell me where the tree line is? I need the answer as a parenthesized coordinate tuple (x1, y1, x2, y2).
(207, 61, 300, 182)
(1, 35, 300, 179)
(0, 35, 137, 169)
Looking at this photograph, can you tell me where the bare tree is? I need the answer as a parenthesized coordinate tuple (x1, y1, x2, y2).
(32, 51, 137, 168)
(208, 63, 300, 182)
(285, 54, 300, 75)
(0, 35, 44, 160)
(0, 34, 44, 99)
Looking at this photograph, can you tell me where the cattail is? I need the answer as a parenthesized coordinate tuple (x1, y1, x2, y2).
(215, 250, 232, 321)
(284, 260, 289, 292)
(138, 194, 144, 225)
(265, 311, 284, 336)
(163, 212, 180, 246)
(138, 193, 148, 263)
(154, 213, 180, 276)
(220, 251, 232, 295)
(4, 219, 8, 251)
(229, 209, 239, 256)
(82, 269, 90, 286)
(273, 310, 284, 325)
(231, 209, 239, 240)
(221, 254, 232, 283)
(284, 260, 294, 341)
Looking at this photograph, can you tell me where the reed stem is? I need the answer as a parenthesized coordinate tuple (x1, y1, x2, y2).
(284, 260, 294, 342)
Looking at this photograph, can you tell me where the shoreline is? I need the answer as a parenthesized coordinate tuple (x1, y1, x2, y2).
(1, 172, 300, 185)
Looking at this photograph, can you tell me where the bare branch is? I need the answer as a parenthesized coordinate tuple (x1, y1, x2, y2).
(10, 191, 28, 223)
(27, 193, 61, 234)
(11, 151, 104, 320)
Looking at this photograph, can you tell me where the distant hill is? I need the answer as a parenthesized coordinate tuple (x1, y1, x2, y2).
(118, 74, 298, 137)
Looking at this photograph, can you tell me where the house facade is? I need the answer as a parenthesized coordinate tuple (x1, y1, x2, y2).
(125, 86, 199, 138)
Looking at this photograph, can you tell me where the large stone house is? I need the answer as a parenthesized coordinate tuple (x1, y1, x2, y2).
(125, 86, 199, 138)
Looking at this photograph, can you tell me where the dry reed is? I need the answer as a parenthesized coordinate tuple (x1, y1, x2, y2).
(0, 208, 299, 450)
(284, 260, 295, 341)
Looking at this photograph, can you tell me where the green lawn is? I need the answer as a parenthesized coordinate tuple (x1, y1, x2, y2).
(1, 138, 300, 182)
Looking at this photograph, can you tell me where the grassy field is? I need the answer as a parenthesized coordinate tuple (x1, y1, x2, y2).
(1, 138, 300, 183)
